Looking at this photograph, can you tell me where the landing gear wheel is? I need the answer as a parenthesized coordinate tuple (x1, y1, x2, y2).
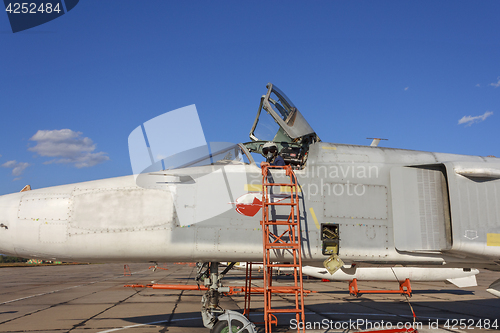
(210, 310, 256, 333)
(211, 319, 249, 333)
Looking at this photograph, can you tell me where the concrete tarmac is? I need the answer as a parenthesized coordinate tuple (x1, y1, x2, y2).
(0, 263, 498, 333)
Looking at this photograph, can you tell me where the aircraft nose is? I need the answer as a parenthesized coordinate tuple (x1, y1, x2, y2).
(0, 192, 23, 256)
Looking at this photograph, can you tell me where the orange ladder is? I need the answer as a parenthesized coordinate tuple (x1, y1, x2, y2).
(260, 164, 305, 333)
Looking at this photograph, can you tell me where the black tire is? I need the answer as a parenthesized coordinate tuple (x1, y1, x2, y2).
(211, 319, 250, 333)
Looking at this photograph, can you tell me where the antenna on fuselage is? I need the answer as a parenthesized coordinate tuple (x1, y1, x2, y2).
(367, 138, 388, 147)
(20, 185, 31, 192)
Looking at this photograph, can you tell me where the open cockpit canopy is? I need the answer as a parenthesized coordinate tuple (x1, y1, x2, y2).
(245, 83, 320, 167)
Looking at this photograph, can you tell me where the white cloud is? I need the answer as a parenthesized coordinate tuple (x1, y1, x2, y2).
(1, 160, 17, 168)
(490, 77, 500, 88)
(1, 160, 30, 176)
(476, 83, 481, 87)
(404, 87, 409, 91)
(29, 129, 109, 168)
(458, 111, 494, 126)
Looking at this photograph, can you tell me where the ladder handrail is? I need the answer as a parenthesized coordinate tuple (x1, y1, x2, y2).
(260, 164, 305, 333)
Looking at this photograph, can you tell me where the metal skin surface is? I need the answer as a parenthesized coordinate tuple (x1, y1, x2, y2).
(0, 142, 499, 270)
(233, 263, 479, 287)
(301, 266, 479, 288)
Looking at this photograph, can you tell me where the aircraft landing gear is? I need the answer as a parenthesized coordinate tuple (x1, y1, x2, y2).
(196, 262, 256, 333)
(211, 310, 256, 333)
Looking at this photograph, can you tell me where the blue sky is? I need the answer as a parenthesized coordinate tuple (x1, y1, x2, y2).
(1, 1, 499, 195)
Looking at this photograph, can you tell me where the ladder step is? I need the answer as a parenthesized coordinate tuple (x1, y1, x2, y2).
(262, 183, 297, 186)
(265, 244, 299, 249)
(267, 308, 302, 313)
(267, 263, 300, 268)
(264, 202, 298, 206)
(263, 220, 297, 225)
(268, 285, 301, 291)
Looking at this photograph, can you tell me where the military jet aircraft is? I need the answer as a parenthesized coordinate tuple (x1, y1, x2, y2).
(0, 83, 499, 332)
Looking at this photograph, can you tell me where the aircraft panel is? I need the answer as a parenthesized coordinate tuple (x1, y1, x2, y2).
(216, 226, 262, 254)
(39, 223, 67, 243)
(458, 179, 500, 229)
(70, 188, 173, 230)
(446, 162, 500, 257)
(196, 226, 217, 252)
(320, 151, 370, 163)
(323, 183, 388, 220)
(18, 193, 71, 221)
(339, 223, 389, 258)
(391, 167, 451, 252)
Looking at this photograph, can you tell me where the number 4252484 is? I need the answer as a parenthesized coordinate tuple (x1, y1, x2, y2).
(444, 319, 498, 330)
(6, 3, 61, 14)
